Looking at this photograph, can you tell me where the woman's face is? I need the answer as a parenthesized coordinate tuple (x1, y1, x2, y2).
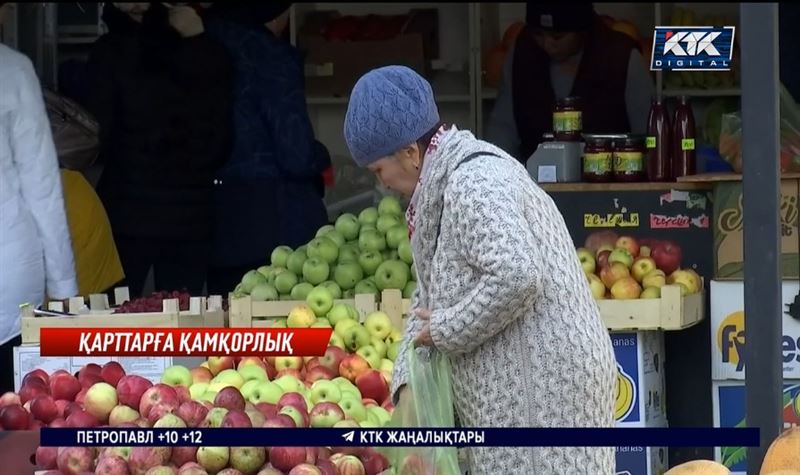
(532, 29, 584, 62)
(114, 3, 150, 22)
(367, 144, 422, 198)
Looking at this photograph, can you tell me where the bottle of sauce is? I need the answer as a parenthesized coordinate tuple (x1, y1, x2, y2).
(582, 136, 613, 183)
(553, 97, 582, 141)
(672, 96, 697, 178)
(613, 135, 646, 182)
(646, 96, 672, 181)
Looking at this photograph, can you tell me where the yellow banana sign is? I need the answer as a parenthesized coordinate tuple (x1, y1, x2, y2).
(615, 364, 637, 421)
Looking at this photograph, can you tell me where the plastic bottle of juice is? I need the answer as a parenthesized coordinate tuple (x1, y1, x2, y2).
(672, 96, 697, 178)
(646, 96, 672, 181)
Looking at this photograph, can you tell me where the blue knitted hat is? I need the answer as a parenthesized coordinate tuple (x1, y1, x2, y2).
(344, 66, 440, 167)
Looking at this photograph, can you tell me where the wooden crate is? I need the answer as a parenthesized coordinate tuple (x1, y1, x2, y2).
(229, 289, 412, 329)
(20, 288, 225, 344)
(598, 284, 705, 331)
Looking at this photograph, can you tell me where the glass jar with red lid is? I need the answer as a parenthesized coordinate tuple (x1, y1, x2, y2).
(613, 135, 646, 182)
(582, 135, 613, 182)
(553, 97, 583, 141)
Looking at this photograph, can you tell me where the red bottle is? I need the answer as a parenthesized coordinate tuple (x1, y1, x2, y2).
(672, 96, 697, 178)
(646, 97, 672, 182)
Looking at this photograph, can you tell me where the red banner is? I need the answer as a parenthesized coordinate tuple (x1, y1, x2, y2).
(39, 328, 333, 357)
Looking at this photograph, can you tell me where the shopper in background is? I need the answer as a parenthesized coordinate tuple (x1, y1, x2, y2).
(487, 2, 655, 163)
(85, 3, 233, 297)
(344, 65, 616, 474)
(203, 2, 331, 295)
(0, 2, 78, 393)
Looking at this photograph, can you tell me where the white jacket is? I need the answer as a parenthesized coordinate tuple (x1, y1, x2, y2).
(0, 44, 77, 345)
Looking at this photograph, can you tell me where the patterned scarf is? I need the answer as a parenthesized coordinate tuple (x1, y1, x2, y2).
(405, 124, 455, 239)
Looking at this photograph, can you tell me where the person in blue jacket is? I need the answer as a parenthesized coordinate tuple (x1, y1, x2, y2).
(204, 2, 331, 295)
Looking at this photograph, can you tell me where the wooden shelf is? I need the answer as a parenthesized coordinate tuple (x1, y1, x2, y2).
(677, 172, 800, 183)
(599, 285, 705, 331)
(540, 181, 713, 193)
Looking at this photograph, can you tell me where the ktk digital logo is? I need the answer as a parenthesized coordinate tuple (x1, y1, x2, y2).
(650, 26, 735, 71)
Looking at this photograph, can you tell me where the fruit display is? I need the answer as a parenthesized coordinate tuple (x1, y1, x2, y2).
(115, 290, 193, 314)
(234, 196, 417, 303)
(579, 231, 702, 300)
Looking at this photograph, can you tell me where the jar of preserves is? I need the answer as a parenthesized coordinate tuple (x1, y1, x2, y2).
(613, 135, 646, 182)
(582, 135, 613, 182)
(553, 96, 582, 141)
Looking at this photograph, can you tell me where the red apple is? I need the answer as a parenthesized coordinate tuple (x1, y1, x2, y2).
(134, 418, 152, 428)
(221, 409, 252, 428)
(217, 469, 244, 475)
(170, 446, 198, 467)
(31, 395, 59, 423)
(309, 402, 345, 428)
(279, 405, 309, 428)
(615, 236, 640, 258)
(30, 419, 46, 430)
(355, 371, 389, 404)
(305, 357, 322, 371)
(100, 362, 126, 387)
(35, 446, 58, 470)
(360, 448, 390, 475)
(262, 414, 295, 428)
(214, 387, 246, 412)
(49, 418, 68, 428)
(63, 401, 81, 419)
(289, 464, 321, 475)
(66, 409, 99, 428)
(317, 447, 332, 460)
(94, 454, 129, 475)
(276, 368, 302, 380)
(317, 459, 338, 475)
(0, 404, 30, 430)
(319, 347, 347, 374)
(651, 241, 683, 275)
(78, 371, 104, 390)
(596, 250, 612, 269)
(361, 398, 379, 408)
(264, 361, 278, 380)
(139, 384, 179, 421)
(277, 392, 307, 414)
(50, 373, 82, 402)
(25, 368, 50, 385)
(79, 363, 102, 376)
(207, 356, 235, 376)
(117, 375, 153, 410)
(175, 385, 191, 405)
(128, 447, 172, 475)
(19, 382, 49, 405)
(257, 465, 286, 475)
(236, 357, 267, 371)
(381, 399, 394, 412)
(0, 392, 20, 407)
(176, 401, 208, 428)
(74, 388, 88, 406)
(269, 447, 308, 473)
(584, 230, 619, 254)
(190, 367, 213, 384)
(306, 366, 336, 383)
(177, 462, 207, 475)
(339, 355, 370, 383)
(254, 402, 278, 420)
(330, 454, 366, 475)
(57, 446, 94, 475)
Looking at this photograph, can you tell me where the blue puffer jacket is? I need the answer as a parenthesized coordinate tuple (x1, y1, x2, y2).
(205, 19, 330, 267)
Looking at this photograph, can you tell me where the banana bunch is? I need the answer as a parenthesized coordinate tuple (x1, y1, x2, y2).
(614, 364, 636, 421)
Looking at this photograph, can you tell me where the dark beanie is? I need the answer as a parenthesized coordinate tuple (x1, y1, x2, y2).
(208, 1, 291, 29)
(526, 2, 596, 32)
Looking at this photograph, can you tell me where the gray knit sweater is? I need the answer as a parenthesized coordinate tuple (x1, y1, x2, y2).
(390, 128, 617, 474)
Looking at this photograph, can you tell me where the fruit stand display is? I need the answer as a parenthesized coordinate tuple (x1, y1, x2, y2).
(19, 289, 226, 345)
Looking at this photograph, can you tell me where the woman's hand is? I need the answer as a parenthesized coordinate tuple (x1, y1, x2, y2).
(413, 308, 434, 347)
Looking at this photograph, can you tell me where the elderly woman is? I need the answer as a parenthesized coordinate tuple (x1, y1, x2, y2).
(344, 66, 617, 474)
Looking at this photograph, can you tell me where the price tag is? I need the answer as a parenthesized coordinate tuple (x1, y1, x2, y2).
(646, 136, 657, 149)
(681, 138, 696, 151)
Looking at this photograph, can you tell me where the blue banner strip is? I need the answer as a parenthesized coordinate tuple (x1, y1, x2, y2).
(39, 428, 759, 448)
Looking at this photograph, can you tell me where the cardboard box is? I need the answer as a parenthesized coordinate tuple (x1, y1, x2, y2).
(612, 332, 667, 427)
(712, 380, 800, 473)
(713, 179, 800, 279)
(615, 446, 669, 475)
(710, 280, 800, 380)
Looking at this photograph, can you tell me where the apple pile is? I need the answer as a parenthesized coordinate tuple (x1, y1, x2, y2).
(115, 290, 193, 314)
(577, 231, 703, 300)
(234, 196, 416, 303)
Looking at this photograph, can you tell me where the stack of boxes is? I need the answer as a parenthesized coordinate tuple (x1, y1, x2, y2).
(711, 179, 800, 474)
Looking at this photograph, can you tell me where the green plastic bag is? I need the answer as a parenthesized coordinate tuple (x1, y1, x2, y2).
(380, 344, 462, 475)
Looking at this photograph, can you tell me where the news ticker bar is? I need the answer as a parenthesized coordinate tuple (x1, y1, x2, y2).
(40, 428, 759, 448)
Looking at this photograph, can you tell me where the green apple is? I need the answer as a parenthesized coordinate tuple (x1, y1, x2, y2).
(287, 305, 316, 328)
(360, 420, 380, 428)
(343, 289, 355, 298)
(344, 325, 372, 352)
(374, 260, 410, 291)
(306, 286, 335, 317)
(311, 318, 331, 328)
(339, 396, 368, 422)
(279, 294, 294, 301)
(382, 250, 399, 262)
(238, 365, 268, 383)
(370, 338, 388, 359)
(358, 207, 379, 226)
(240, 380, 261, 401)
(316, 225, 335, 237)
(329, 332, 346, 350)
(334, 261, 364, 290)
(251, 382, 284, 404)
(203, 407, 229, 428)
(310, 380, 342, 404)
(385, 225, 409, 249)
(340, 385, 362, 401)
(410, 264, 417, 281)
(271, 246, 293, 268)
(334, 319, 360, 338)
(212, 369, 245, 389)
(290, 282, 314, 300)
(250, 283, 279, 302)
(271, 318, 287, 328)
(273, 375, 303, 394)
(356, 345, 381, 369)
(332, 377, 353, 388)
(359, 224, 377, 236)
(320, 280, 342, 299)
(385, 329, 403, 344)
(403, 281, 417, 299)
(378, 196, 404, 217)
(199, 391, 217, 403)
(354, 279, 379, 298)
(256, 265, 272, 278)
(286, 249, 308, 276)
(368, 406, 392, 426)
(358, 251, 383, 276)
(380, 359, 394, 373)
(241, 270, 267, 294)
(358, 229, 387, 253)
(297, 244, 308, 254)
(323, 230, 346, 248)
(307, 237, 339, 264)
(338, 246, 360, 264)
(190, 382, 209, 400)
(162, 365, 192, 387)
(266, 266, 286, 286)
(273, 270, 299, 295)
(387, 341, 401, 361)
(302, 257, 330, 285)
(335, 213, 361, 241)
(376, 214, 402, 234)
(364, 311, 393, 339)
(397, 241, 413, 265)
(327, 303, 358, 326)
